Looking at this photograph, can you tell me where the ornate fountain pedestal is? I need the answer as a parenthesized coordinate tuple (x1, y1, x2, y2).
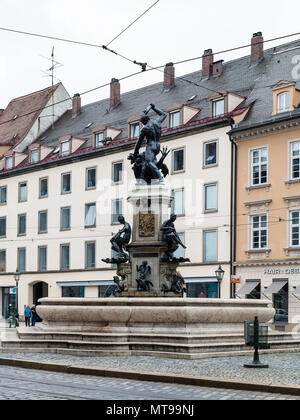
(117, 183, 188, 298)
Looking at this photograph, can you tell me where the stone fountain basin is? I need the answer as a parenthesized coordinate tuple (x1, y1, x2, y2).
(36, 298, 275, 334)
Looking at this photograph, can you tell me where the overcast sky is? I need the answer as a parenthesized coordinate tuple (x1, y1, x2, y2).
(1, 0, 300, 108)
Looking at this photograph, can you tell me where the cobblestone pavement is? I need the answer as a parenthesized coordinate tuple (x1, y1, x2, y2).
(0, 365, 298, 400)
(0, 351, 300, 387)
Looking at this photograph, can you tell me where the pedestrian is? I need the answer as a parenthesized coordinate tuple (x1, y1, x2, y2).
(24, 305, 31, 327)
(31, 305, 37, 327)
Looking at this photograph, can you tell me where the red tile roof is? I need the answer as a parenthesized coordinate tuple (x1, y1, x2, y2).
(0, 83, 61, 147)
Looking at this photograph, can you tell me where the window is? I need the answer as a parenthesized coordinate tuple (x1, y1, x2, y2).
(86, 167, 96, 189)
(5, 156, 13, 170)
(112, 199, 123, 224)
(172, 148, 184, 173)
(38, 246, 47, 271)
(251, 148, 268, 186)
(17, 248, 26, 272)
(95, 132, 104, 147)
(18, 214, 26, 236)
(38, 211, 48, 234)
(130, 122, 140, 139)
(0, 250, 6, 272)
(31, 149, 39, 163)
(290, 141, 300, 180)
(62, 286, 84, 298)
(205, 184, 217, 212)
(60, 244, 70, 270)
(0, 217, 6, 237)
(0, 186, 7, 205)
(212, 98, 225, 117)
(251, 215, 268, 250)
(278, 92, 290, 113)
(39, 178, 48, 198)
(173, 233, 185, 259)
(85, 241, 96, 269)
(204, 141, 217, 167)
(112, 162, 123, 184)
(204, 230, 217, 262)
(170, 111, 181, 128)
(290, 211, 300, 247)
(61, 141, 70, 156)
(172, 189, 184, 216)
(61, 173, 71, 194)
(18, 182, 27, 202)
(61, 207, 71, 231)
(85, 203, 96, 228)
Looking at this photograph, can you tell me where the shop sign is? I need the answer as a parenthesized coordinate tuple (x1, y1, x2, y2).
(264, 268, 300, 275)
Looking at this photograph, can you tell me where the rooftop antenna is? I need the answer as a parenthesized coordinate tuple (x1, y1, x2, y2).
(40, 46, 63, 128)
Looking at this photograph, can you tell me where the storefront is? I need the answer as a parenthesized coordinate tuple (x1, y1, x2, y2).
(1, 287, 17, 319)
(236, 264, 300, 326)
(185, 277, 219, 299)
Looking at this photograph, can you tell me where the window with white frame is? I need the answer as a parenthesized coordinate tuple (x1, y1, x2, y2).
(5, 156, 13, 170)
(204, 141, 217, 167)
(170, 111, 181, 128)
(172, 148, 184, 173)
(130, 122, 140, 139)
(205, 184, 217, 212)
(38, 210, 48, 234)
(290, 141, 300, 180)
(38, 246, 47, 271)
(61, 140, 70, 156)
(0, 250, 6, 272)
(212, 98, 225, 117)
(172, 188, 185, 216)
(18, 214, 26, 236)
(112, 162, 123, 184)
(39, 178, 48, 198)
(95, 132, 104, 147)
(61, 173, 71, 194)
(277, 92, 290, 113)
(17, 248, 26, 272)
(204, 230, 217, 262)
(290, 211, 300, 247)
(251, 214, 268, 250)
(86, 167, 96, 189)
(0, 186, 7, 205)
(18, 182, 27, 202)
(85, 241, 96, 269)
(112, 199, 123, 224)
(251, 148, 268, 186)
(60, 244, 70, 270)
(85, 203, 96, 228)
(0, 217, 6, 237)
(31, 149, 39, 163)
(61, 207, 71, 231)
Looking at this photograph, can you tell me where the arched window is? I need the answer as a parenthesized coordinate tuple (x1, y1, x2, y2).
(277, 92, 290, 113)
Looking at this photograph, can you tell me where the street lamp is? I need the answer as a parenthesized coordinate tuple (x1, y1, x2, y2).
(14, 268, 20, 326)
(215, 265, 225, 299)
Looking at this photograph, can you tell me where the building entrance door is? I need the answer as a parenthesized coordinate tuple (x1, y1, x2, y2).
(33, 282, 48, 306)
(1, 288, 16, 319)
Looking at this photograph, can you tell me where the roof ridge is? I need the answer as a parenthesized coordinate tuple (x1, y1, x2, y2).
(10, 83, 61, 103)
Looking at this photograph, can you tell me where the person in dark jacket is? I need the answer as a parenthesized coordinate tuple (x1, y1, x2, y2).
(24, 305, 31, 327)
(31, 305, 37, 327)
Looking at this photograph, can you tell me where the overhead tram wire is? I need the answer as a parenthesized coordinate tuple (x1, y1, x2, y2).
(0, 29, 299, 127)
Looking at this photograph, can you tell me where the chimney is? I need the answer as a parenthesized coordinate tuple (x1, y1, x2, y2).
(251, 32, 264, 64)
(72, 93, 81, 118)
(110, 78, 121, 109)
(164, 62, 175, 91)
(202, 49, 214, 78)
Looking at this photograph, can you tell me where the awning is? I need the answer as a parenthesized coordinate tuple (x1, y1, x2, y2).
(237, 281, 260, 296)
(264, 280, 288, 295)
(293, 285, 300, 295)
(185, 277, 218, 284)
(56, 281, 113, 287)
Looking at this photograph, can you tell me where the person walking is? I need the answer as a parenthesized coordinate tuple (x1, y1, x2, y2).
(31, 305, 37, 327)
(24, 305, 31, 327)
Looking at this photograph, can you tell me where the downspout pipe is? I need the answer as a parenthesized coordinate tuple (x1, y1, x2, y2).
(227, 117, 237, 299)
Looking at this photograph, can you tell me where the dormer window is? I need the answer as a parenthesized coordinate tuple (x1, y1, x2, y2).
(5, 156, 13, 170)
(212, 98, 225, 117)
(130, 122, 140, 139)
(278, 92, 290, 113)
(95, 131, 105, 147)
(61, 140, 70, 156)
(170, 111, 181, 128)
(31, 149, 39, 164)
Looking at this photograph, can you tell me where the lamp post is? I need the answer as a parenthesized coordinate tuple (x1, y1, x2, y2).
(14, 268, 20, 327)
(215, 265, 225, 299)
